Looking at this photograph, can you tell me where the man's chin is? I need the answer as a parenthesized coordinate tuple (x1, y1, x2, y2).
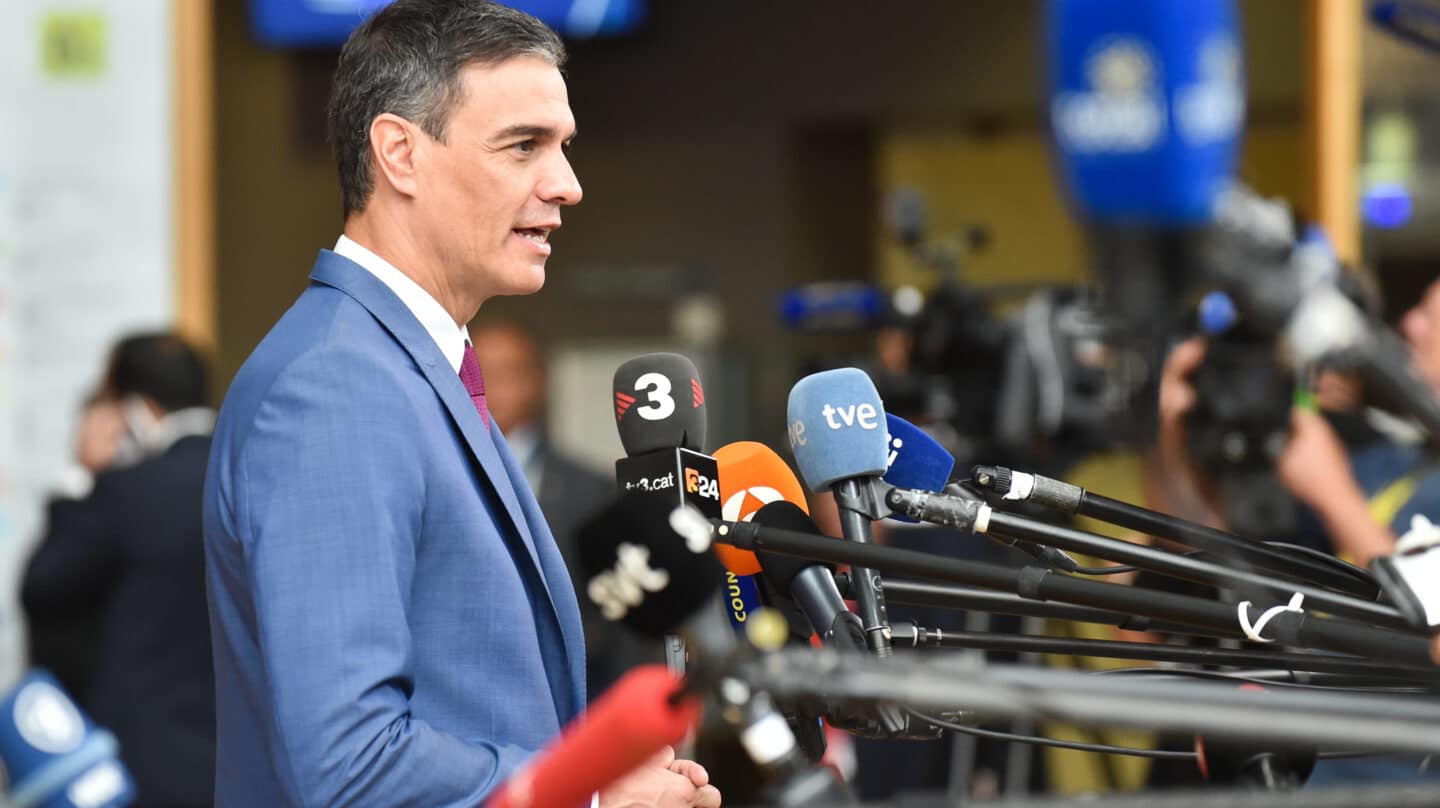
(497, 265, 546, 297)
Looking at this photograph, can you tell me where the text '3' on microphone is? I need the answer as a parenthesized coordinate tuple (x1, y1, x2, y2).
(786, 367, 894, 655)
(611, 353, 746, 627)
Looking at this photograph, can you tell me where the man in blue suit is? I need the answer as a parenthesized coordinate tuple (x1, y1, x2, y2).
(203, 2, 720, 805)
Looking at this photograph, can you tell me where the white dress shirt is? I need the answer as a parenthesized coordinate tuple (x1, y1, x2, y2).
(334, 235, 470, 372)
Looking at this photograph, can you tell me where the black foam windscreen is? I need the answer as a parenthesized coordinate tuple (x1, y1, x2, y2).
(751, 500, 835, 589)
(577, 490, 726, 638)
(612, 353, 708, 456)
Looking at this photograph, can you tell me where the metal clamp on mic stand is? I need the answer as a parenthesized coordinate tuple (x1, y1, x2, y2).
(832, 475, 898, 657)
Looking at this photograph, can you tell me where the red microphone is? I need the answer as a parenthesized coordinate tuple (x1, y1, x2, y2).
(485, 665, 702, 808)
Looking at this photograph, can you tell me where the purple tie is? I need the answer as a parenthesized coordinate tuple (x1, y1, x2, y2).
(458, 341, 490, 429)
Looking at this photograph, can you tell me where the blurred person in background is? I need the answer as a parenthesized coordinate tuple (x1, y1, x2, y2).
(469, 319, 662, 700)
(1155, 277, 1440, 567)
(22, 332, 216, 808)
(1153, 276, 1440, 784)
(202, 2, 717, 806)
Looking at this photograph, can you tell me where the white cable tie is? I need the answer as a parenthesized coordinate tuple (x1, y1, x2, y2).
(1395, 514, 1440, 555)
(974, 504, 992, 534)
(1236, 593, 1305, 644)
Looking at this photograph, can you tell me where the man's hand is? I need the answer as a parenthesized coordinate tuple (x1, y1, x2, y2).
(599, 746, 721, 808)
(1276, 409, 1356, 510)
(1149, 338, 1226, 529)
(75, 398, 125, 472)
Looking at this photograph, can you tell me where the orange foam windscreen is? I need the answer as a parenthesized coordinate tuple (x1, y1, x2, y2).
(713, 441, 810, 576)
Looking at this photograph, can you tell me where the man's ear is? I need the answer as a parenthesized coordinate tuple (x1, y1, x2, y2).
(370, 113, 421, 200)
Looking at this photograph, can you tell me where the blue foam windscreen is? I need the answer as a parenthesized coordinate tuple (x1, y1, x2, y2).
(1048, 0, 1244, 227)
(0, 670, 137, 808)
(786, 368, 889, 491)
(881, 414, 955, 522)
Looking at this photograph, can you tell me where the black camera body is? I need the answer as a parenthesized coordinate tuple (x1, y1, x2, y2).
(1183, 322, 1298, 540)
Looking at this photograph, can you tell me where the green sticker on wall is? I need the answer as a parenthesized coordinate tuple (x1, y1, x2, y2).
(42, 12, 107, 78)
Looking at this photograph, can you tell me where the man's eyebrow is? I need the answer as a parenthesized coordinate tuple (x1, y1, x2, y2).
(492, 124, 578, 142)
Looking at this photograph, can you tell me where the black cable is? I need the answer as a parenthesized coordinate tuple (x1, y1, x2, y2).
(904, 707, 1198, 760)
(1072, 564, 1138, 575)
(1261, 540, 1375, 588)
(1092, 666, 1440, 694)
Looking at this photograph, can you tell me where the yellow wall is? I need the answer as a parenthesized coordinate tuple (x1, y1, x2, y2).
(875, 129, 1089, 291)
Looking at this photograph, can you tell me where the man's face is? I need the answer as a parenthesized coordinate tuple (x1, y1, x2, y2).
(1400, 278, 1440, 392)
(416, 56, 581, 302)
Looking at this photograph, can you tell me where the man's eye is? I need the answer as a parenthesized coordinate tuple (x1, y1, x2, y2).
(513, 140, 537, 154)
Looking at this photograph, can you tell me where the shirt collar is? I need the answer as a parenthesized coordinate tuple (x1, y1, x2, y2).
(334, 234, 469, 373)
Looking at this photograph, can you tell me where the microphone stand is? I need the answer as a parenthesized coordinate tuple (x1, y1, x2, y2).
(741, 646, 1440, 758)
(883, 622, 1439, 681)
(968, 464, 1377, 599)
(857, 781, 1440, 808)
(979, 509, 1409, 631)
(840, 575, 1206, 637)
(714, 516, 1438, 668)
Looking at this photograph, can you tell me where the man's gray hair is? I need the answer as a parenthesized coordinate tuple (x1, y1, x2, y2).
(327, 0, 566, 217)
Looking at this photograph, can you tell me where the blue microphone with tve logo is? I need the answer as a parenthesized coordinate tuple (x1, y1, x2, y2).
(611, 353, 755, 630)
(786, 368, 894, 656)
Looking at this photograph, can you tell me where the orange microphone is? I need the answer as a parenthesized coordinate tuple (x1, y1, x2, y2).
(713, 441, 810, 576)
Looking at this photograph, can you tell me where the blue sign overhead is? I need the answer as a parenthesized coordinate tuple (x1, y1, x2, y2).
(250, 0, 645, 47)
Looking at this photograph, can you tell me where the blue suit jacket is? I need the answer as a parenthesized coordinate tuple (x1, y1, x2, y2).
(203, 251, 587, 806)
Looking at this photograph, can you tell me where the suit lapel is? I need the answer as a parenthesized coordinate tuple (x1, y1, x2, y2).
(307, 252, 563, 619)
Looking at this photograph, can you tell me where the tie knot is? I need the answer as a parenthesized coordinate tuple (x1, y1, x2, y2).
(459, 342, 490, 428)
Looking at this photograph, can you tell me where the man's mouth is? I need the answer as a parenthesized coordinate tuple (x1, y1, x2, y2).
(513, 227, 551, 243)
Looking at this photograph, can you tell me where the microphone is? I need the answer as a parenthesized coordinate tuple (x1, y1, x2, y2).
(747, 502, 929, 741)
(611, 354, 746, 628)
(613, 352, 706, 455)
(969, 463, 1380, 598)
(778, 283, 889, 332)
(0, 670, 137, 808)
(786, 368, 894, 655)
(1195, 686, 1316, 789)
(749, 501, 862, 653)
(1370, 1, 1440, 54)
(713, 441, 811, 576)
(1048, 0, 1244, 228)
(1047, 0, 1246, 440)
(711, 441, 809, 628)
(484, 665, 702, 808)
(576, 492, 859, 805)
(711, 445, 830, 758)
(879, 414, 953, 525)
(878, 413, 1088, 574)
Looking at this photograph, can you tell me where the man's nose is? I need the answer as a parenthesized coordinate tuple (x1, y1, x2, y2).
(539, 155, 582, 207)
